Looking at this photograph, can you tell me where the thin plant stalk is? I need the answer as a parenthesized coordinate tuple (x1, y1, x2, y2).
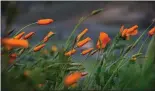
(13, 22, 37, 37)
(137, 35, 149, 53)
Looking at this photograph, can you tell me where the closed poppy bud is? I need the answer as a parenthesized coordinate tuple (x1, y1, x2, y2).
(65, 49, 76, 56)
(37, 19, 54, 25)
(23, 32, 35, 39)
(43, 31, 55, 43)
(148, 27, 155, 36)
(46, 31, 54, 38)
(77, 28, 88, 41)
(77, 37, 91, 48)
(81, 48, 94, 55)
(14, 32, 25, 39)
(33, 44, 46, 52)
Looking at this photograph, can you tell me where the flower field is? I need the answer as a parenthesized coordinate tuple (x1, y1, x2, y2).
(1, 9, 155, 91)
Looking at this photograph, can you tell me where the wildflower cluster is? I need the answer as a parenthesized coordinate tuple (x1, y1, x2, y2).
(1, 9, 155, 91)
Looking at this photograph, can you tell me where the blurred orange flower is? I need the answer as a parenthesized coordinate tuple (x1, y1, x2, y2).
(96, 32, 111, 49)
(148, 27, 155, 36)
(77, 28, 88, 41)
(77, 37, 91, 48)
(2, 38, 29, 48)
(51, 45, 58, 52)
(37, 19, 54, 25)
(81, 48, 94, 55)
(120, 25, 138, 40)
(64, 72, 87, 87)
(43, 31, 54, 43)
(33, 44, 46, 52)
(65, 49, 76, 56)
(23, 32, 35, 39)
(14, 32, 25, 39)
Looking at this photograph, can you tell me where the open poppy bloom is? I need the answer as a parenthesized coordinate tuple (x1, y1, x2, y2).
(96, 32, 111, 49)
(148, 27, 155, 36)
(64, 72, 88, 87)
(120, 25, 138, 40)
(2, 38, 29, 48)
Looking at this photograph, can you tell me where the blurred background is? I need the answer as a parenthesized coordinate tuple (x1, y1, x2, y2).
(1, 1, 155, 60)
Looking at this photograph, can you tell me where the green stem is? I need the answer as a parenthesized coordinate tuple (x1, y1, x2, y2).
(137, 35, 149, 53)
(13, 22, 36, 37)
(65, 15, 90, 50)
(103, 22, 154, 90)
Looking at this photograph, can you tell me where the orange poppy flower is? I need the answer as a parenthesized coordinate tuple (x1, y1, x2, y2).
(81, 48, 94, 55)
(65, 49, 76, 56)
(33, 44, 46, 52)
(37, 19, 54, 25)
(148, 27, 155, 36)
(23, 32, 35, 39)
(77, 37, 91, 48)
(14, 32, 25, 39)
(96, 32, 111, 49)
(2, 38, 29, 48)
(120, 25, 138, 40)
(77, 28, 88, 41)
